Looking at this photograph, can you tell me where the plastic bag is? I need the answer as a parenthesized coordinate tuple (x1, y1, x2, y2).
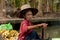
(0, 23, 13, 30)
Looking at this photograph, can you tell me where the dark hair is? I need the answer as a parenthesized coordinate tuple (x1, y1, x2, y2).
(22, 10, 33, 18)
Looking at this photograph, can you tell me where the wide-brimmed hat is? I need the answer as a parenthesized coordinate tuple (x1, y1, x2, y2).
(19, 4, 38, 18)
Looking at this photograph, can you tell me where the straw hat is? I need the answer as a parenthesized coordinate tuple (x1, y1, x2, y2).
(19, 4, 38, 18)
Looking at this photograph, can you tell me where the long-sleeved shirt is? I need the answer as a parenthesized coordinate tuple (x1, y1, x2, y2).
(18, 19, 33, 40)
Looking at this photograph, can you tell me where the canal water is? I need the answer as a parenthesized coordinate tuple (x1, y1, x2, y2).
(46, 21, 60, 38)
(34, 21, 60, 39)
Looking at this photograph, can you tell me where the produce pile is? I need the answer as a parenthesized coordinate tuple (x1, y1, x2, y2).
(0, 30, 19, 40)
(0, 23, 19, 40)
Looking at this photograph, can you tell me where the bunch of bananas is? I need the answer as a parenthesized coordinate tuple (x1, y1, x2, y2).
(0, 30, 19, 40)
(8, 30, 19, 37)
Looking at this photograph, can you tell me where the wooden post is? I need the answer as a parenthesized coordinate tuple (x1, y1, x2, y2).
(42, 28, 44, 40)
(0, 0, 3, 18)
(35, 0, 43, 17)
(46, 0, 51, 12)
(0, 0, 6, 18)
(14, 0, 15, 7)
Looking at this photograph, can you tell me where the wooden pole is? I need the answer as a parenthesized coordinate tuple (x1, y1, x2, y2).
(42, 28, 45, 40)
(0, 0, 6, 18)
(14, 0, 16, 8)
(35, 0, 43, 17)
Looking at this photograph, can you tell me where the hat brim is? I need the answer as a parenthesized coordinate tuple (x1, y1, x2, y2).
(19, 8, 38, 18)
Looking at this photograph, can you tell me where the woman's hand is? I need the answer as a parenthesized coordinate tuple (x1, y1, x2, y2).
(37, 23, 48, 27)
(41, 23, 48, 30)
(37, 23, 48, 30)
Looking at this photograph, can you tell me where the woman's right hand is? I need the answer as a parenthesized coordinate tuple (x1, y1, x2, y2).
(41, 23, 48, 28)
(37, 23, 48, 28)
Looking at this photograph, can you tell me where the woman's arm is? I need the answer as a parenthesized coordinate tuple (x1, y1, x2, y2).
(28, 23, 48, 30)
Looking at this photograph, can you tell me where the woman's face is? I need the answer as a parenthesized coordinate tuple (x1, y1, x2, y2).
(25, 11, 33, 20)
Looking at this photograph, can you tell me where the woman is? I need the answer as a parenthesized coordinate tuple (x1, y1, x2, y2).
(18, 4, 48, 40)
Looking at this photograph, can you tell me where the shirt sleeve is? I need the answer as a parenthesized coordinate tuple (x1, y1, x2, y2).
(21, 21, 28, 33)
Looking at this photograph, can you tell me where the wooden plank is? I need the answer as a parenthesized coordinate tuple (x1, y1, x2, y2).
(0, 17, 60, 23)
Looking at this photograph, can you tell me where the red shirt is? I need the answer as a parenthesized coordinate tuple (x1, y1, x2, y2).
(18, 19, 33, 40)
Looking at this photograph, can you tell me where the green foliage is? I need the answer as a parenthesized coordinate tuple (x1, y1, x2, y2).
(52, 0, 60, 12)
(9, 0, 60, 12)
(15, 0, 20, 7)
(9, 0, 38, 8)
(10, 0, 15, 6)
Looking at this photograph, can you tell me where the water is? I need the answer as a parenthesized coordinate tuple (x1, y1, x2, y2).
(47, 26, 60, 38)
(34, 21, 60, 38)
